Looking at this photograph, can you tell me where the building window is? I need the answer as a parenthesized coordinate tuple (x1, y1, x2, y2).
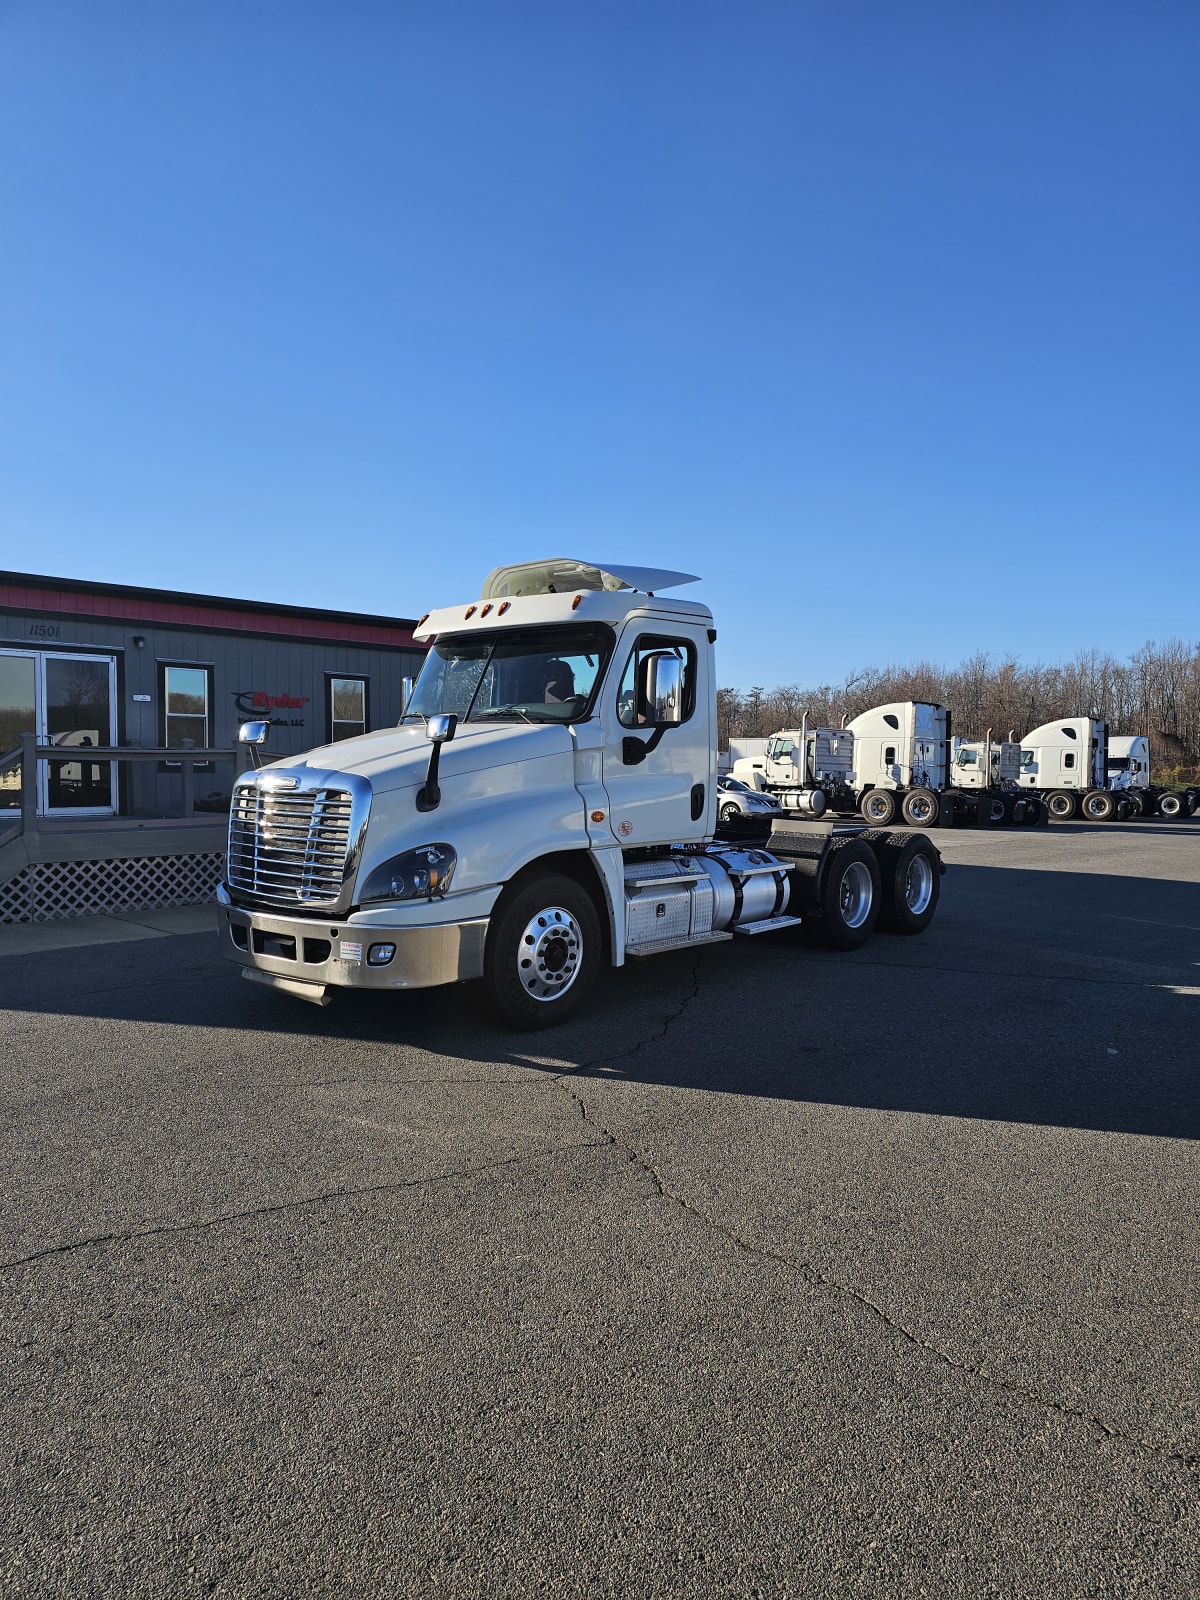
(161, 663, 213, 766)
(328, 676, 368, 742)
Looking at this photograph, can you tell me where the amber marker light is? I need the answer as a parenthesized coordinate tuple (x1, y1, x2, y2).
(480, 603, 493, 616)
(591, 811, 605, 822)
(498, 601, 510, 615)
(464, 605, 476, 618)
(571, 594, 583, 609)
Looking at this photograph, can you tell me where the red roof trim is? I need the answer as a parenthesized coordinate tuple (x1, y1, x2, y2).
(0, 582, 421, 649)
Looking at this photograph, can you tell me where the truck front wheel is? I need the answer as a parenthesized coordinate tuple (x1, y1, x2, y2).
(484, 873, 600, 1029)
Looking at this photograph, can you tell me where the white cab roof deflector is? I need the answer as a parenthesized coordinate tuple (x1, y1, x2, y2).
(482, 558, 700, 601)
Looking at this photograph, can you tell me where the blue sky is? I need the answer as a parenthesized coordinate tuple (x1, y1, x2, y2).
(1, 1, 1196, 691)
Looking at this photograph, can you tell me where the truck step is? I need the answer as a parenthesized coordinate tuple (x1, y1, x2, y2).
(731, 914, 805, 936)
(625, 930, 734, 960)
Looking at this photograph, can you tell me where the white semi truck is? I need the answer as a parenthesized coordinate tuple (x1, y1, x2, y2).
(218, 560, 944, 1029)
(732, 702, 1028, 827)
(1105, 735, 1196, 820)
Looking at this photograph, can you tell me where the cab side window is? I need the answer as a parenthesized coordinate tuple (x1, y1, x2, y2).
(617, 636, 696, 728)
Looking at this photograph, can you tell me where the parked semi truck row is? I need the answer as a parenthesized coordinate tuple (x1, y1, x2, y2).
(734, 705, 1197, 825)
(732, 703, 1036, 828)
(218, 560, 945, 1030)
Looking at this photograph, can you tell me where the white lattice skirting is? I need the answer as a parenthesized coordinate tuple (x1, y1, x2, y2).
(0, 853, 226, 923)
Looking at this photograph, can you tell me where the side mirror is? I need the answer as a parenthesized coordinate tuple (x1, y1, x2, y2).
(639, 652, 684, 727)
(239, 721, 269, 746)
(417, 714, 457, 812)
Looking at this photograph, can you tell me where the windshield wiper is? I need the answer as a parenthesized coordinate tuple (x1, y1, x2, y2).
(473, 705, 537, 723)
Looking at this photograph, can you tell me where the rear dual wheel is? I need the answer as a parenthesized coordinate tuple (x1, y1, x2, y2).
(874, 834, 941, 935)
(1158, 791, 1186, 820)
(1046, 791, 1077, 821)
(1081, 790, 1117, 821)
(901, 786, 939, 827)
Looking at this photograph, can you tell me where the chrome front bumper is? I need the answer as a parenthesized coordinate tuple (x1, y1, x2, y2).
(216, 886, 488, 1003)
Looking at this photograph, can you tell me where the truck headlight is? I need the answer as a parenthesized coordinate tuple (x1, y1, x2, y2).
(359, 844, 457, 903)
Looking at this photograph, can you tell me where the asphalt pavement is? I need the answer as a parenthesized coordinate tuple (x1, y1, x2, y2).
(1, 819, 1197, 1598)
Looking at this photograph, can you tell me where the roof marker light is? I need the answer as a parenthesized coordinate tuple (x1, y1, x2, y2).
(571, 594, 583, 610)
(480, 603, 493, 616)
(464, 605, 476, 619)
(497, 601, 510, 615)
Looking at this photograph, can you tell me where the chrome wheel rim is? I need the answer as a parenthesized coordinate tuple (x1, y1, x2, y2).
(1049, 795, 1072, 816)
(904, 854, 935, 914)
(517, 905, 583, 1002)
(1083, 794, 1108, 818)
(907, 794, 935, 824)
(864, 794, 891, 821)
(839, 861, 873, 928)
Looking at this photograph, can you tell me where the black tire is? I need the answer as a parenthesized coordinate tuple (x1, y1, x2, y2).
(860, 789, 897, 825)
(872, 833, 941, 935)
(1081, 789, 1116, 821)
(719, 802, 740, 822)
(1123, 790, 1146, 817)
(1185, 791, 1198, 816)
(1158, 791, 1185, 820)
(817, 839, 881, 950)
(483, 872, 600, 1029)
(1020, 797, 1044, 827)
(997, 793, 1016, 826)
(1045, 790, 1077, 821)
(901, 786, 938, 827)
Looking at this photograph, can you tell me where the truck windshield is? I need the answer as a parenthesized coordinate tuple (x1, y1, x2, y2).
(404, 625, 614, 725)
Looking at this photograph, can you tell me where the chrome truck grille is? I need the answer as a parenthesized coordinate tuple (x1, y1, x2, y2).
(226, 769, 371, 911)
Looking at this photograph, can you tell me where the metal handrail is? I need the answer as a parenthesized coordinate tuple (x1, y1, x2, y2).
(2, 733, 249, 840)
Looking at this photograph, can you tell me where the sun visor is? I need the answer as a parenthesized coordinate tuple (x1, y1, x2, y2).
(481, 558, 700, 601)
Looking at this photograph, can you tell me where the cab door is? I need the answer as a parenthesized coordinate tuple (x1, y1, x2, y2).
(602, 624, 713, 847)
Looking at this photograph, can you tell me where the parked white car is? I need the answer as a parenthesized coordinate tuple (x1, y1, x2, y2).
(717, 774, 781, 824)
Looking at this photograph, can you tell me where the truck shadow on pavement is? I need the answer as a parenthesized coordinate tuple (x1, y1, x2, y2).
(2, 862, 1197, 1141)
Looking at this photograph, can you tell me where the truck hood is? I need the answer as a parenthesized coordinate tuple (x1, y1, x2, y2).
(258, 719, 576, 795)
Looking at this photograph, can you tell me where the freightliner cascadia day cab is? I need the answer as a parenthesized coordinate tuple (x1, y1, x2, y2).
(218, 560, 944, 1029)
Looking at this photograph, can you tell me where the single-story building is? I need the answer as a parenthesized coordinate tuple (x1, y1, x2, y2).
(1, 570, 427, 822)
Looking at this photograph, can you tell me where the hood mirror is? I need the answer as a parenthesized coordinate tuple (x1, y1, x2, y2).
(417, 714, 458, 812)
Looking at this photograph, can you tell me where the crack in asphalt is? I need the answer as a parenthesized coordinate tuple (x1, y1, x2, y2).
(0, 1139, 610, 1277)
(551, 970, 1200, 1475)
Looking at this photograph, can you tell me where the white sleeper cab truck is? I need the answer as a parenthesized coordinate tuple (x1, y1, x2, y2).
(1106, 735, 1195, 820)
(1013, 718, 1134, 821)
(218, 560, 945, 1029)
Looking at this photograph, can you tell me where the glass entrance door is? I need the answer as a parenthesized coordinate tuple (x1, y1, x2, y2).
(41, 654, 117, 815)
(0, 649, 118, 816)
(0, 653, 37, 811)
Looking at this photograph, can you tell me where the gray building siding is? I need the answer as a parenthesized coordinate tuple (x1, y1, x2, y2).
(1, 583, 425, 819)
